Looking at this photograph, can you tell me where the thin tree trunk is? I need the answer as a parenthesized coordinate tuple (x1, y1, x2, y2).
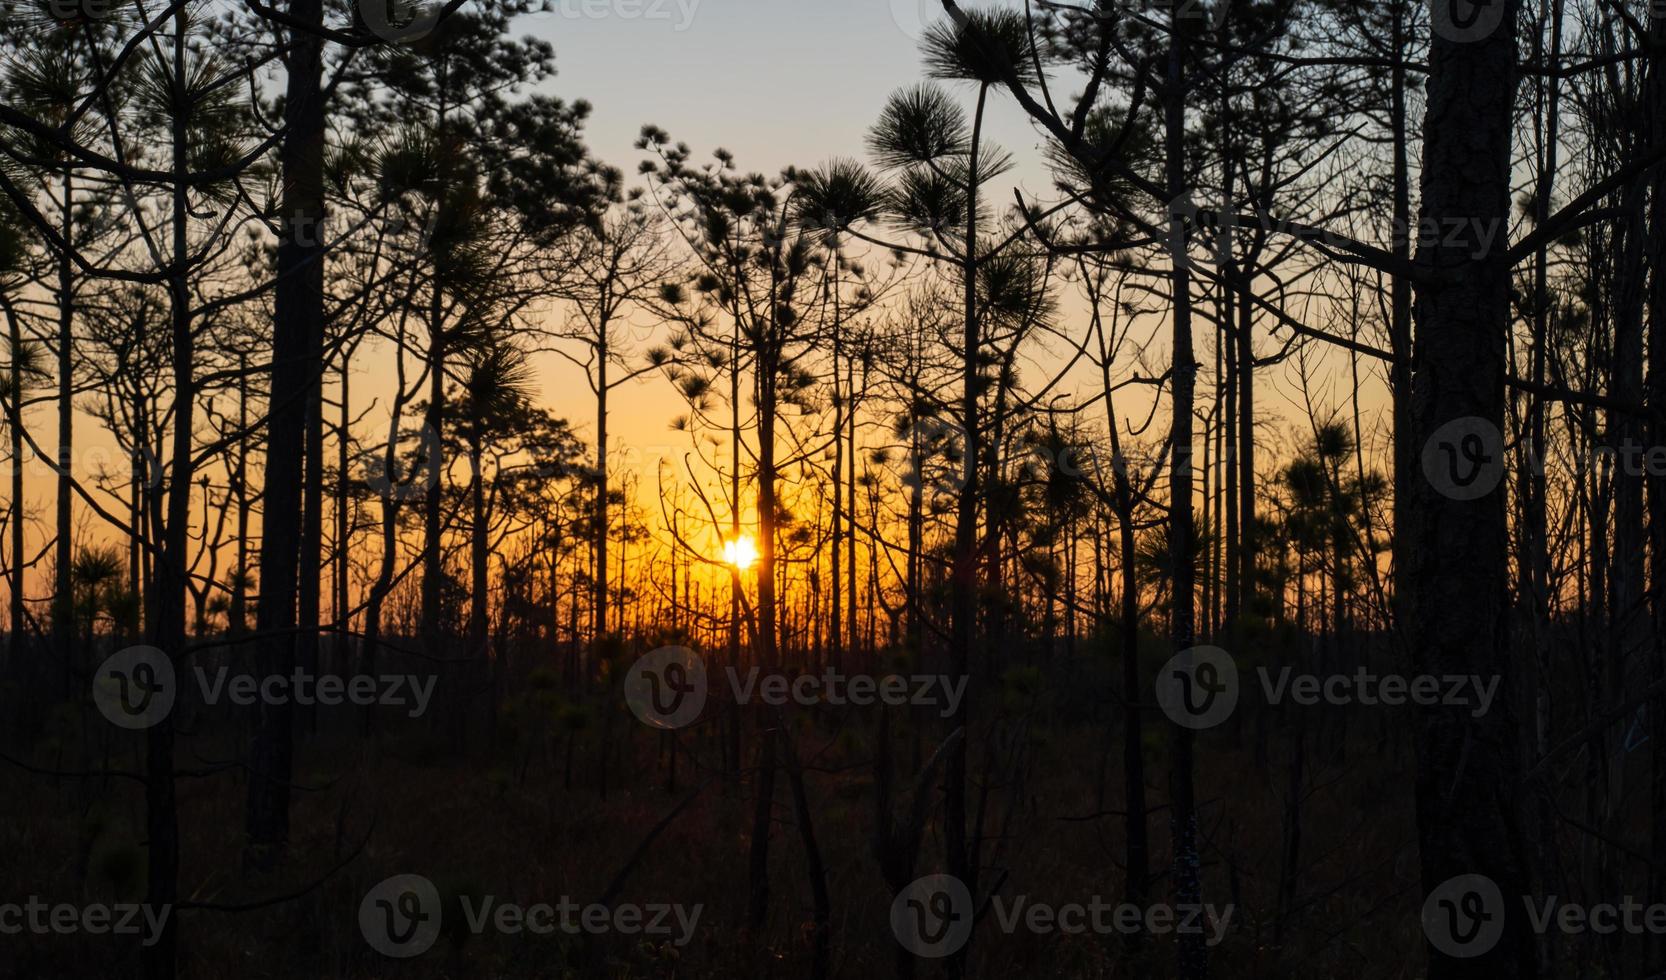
(54, 170, 73, 699)
(595, 324, 609, 642)
(142, 23, 196, 975)
(830, 275, 842, 664)
(1164, 17, 1205, 979)
(1099, 307, 1149, 969)
(299, 325, 324, 732)
(335, 352, 351, 647)
(748, 293, 784, 932)
(944, 85, 990, 980)
(6, 298, 24, 668)
(230, 350, 249, 636)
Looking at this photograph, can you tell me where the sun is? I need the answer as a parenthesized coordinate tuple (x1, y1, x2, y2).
(722, 536, 758, 571)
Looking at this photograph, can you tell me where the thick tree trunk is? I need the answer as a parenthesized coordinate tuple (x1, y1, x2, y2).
(1389, 0, 1414, 626)
(1522, 11, 1562, 972)
(245, 0, 323, 868)
(1408, 3, 1535, 975)
(1645, 5, 1666, 971)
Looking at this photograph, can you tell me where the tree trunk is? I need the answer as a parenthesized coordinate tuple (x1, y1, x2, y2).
(298, 323, 324, 732)
(595, 326, 609, 642)
(245, 0, 323, 869)
(1407, 3, 1535, 974)
(6, 298, 24, 679)
(1644, 4, 1666, 972)
(944, 85, 990, 980)
(747, 318, 783, 932)
(142, 22, 196, 975)
(54, 170, 73, 700)
(1164, 18, 1205, 979)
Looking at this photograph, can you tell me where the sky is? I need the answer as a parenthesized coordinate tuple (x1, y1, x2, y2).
(18, 0, 1386, 589)
(520, 0, 1048, 181)
(490, 0, 1372, 534)
(25, 1, 1078, 581)
(506, 0, 1118, 505)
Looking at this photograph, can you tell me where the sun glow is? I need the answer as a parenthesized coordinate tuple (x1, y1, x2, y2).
(722, 536, 758, 571)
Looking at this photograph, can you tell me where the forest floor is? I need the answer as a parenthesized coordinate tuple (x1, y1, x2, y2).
(1, 638, 1433, 979)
